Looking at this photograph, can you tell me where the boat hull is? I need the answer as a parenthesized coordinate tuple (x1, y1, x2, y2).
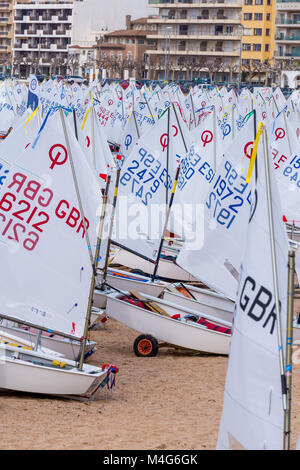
(163, 291, 233, 324)
(106, 293, 230, 355)
(0, 325, 96, 361)
(0, 343, 109, 399)
(110, 247, 197, 282)
(177, 284, 234, 311)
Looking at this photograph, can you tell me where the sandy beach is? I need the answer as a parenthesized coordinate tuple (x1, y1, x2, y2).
(1, 316, 300, 451)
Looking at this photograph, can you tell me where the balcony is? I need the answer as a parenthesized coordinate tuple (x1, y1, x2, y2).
(147, 47, 239, 56)
(148, 0, 241, 6)
(277, 2, 300, 11)
(148, 16, 241, 24)
(276, 34, 300, 41)
(151, 32, 240, 40)
(276, 19, 300, 25)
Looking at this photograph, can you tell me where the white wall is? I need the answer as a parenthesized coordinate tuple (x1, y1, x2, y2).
(72, 0, 158, 46)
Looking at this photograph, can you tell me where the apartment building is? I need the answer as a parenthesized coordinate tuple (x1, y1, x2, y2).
(0, 0, 13, 75)
(96, 15, 157, 79)
(146, 0, 243, 82)
(241, 0, 276, 67)
(275, 0, 300, 63)
(12, 0, 74, 77)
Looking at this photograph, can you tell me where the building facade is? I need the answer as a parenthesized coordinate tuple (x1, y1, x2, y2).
(146, 0, 244, 82)
(0, 0, 13, 75)
(241, 0, 276, 68)
(12, 0, 74, 78)
(275, 0, 300, 64)
(96, 15, 157, 79)
(68, 43, 97, 78)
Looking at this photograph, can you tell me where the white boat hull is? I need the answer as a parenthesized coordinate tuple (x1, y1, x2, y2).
(106, 293, 230, 355)
(0, 343, 111, 399)
(0, 324, 96, 361)
(163, 291, 233, 324)
(98, 268, 167, 297)
(93, 289, 108, 309)
(110, 247, 197, 281)
(0, 330, 63, 357)
(176, 284, 235, 311)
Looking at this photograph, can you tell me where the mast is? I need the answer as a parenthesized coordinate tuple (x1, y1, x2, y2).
(132, 93, 141, 140)
(100, 167, 121, 289)
(151, 164, 181, 283)
(59, 107, 97, 370)
(213, 105, 217, 172)
(284, 249, 296, 450)
(165, 107, 170, 207)
(78, 174, 112, 370)
(262, 127, 288, 447)
(73, 109, 78, 141)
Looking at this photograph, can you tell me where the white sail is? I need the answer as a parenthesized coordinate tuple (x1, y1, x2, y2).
(112, 107, 188, 262)
(0, 109, 40, 163)
(177, 115, 255, 299)
(217, 129, 289, 450)
(77, 104, 114, 188)
(0, 110, 102, 339)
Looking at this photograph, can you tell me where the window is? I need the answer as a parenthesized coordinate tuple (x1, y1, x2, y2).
(255, 13, 263, 20)
(244, 0, 253, 4)
(254, 28, 262, 35)
(265, 44, 269, 51)
(138, 39, 144, 45)
(243, 28, 252, 36)
(255, 0, 263, 4)
(267, 0, 271, 4)
(242, 43, 251, 51)
(253, 44, 262, 51)
(244, 13, 252, 20)
(266, 13, 270, 21)
(266, 29, 270, 36)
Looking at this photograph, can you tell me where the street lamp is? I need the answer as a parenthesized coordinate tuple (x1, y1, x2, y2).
(97, 31, 105, 82)
(238, 24, 244, 90)
(164, 26, 172, 81)
(37, 33, 41, 75)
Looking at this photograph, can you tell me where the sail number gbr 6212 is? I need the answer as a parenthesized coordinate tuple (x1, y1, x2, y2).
(0, 171, 89, 251)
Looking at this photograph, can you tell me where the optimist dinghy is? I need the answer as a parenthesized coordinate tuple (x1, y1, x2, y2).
(105, 291, 231, 356)
(162, 290, 234, 324)
(0, 108, 119, 398)
(172, 283, 235, 312)
(109, 247, 198, 282)
(94, 267, 167, 309)
(0, 342, 116, 400)
(0, 322, 97, 361)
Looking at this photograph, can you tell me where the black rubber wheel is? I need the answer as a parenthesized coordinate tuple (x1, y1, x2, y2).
(133, 335, 159, 357)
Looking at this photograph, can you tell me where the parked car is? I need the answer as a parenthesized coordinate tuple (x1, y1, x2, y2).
(53, 75, 64, 82)
(36, 74, 49, 83)
(281, 87, 293, 98)
(65, 75, 86, 84)
(119, 80, 129, 90)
